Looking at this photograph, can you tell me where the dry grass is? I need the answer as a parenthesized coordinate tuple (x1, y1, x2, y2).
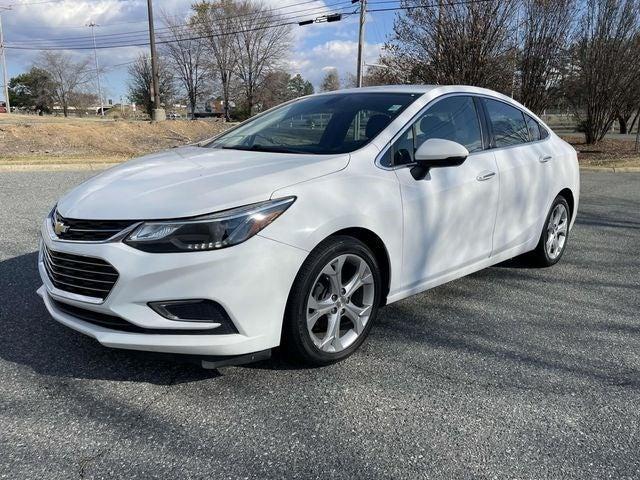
(562, 135, 640, 168)
(0, 116, 232, 165)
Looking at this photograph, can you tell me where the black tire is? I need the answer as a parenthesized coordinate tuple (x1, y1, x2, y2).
(527, 195, 571, 267)
(281, 235, 382, 366)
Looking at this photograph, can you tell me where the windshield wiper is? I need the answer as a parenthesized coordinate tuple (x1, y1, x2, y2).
(220, 144, 306, 154)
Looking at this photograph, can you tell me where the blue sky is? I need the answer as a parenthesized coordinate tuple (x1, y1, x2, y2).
(1, 0, 397, 103)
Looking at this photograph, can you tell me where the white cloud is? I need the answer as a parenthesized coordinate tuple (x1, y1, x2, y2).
(289, 39, 383, 88)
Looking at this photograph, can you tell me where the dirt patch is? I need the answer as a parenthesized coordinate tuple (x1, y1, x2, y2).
(563, 135, 640, 168)
(0, 117, 233, 164)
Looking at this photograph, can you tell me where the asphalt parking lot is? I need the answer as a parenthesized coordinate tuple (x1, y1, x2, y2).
(1, 170, 639, 479)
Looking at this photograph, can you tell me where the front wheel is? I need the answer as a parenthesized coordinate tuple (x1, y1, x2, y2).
(282, 236, 382, 366)
(528, 195, 571, 267)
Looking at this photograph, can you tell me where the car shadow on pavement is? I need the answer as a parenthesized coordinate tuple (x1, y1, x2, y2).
(0, 252, 217, 385)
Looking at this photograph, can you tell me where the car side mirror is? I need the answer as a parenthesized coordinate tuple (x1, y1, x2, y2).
(410, 138, 469, 180)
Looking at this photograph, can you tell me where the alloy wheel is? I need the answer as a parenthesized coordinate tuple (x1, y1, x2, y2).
(545, 203, 568, 260)
(306, 254, 375, 353)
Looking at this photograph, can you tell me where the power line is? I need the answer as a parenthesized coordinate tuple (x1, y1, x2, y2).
(5, 6, 358, 50)
(15, 0, 354, 46)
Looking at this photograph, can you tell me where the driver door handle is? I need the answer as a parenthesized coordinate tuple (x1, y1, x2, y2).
(539, 155, 553, 163)
(476, 171, 496, 182)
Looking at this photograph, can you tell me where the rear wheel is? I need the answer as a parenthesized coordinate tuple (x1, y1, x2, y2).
(528, 195, 571, 267)
(282, 236, 382, 366)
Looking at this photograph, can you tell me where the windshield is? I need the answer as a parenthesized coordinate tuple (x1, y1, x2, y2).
(206, 92, 420, 155)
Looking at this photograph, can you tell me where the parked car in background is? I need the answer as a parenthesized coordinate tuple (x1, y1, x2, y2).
(37, 85, 579, 368)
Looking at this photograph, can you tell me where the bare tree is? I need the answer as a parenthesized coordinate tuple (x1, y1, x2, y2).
(361, 50, 409, 86)
(388, 0, 519, 93)
(256, 70, 291, 110)
(518, 0, 577, 114)
(68, 91, 99, 113)
(320, 69, 340, 92)
(161, 13, 210, 119)
(615, 42, 640, 134)
(564, 0, 640, 144)
(191, 0, 239, 121)
(227, 1, 291, 116)
(127, 53, 175, 115)
(38, 52, 92, 117)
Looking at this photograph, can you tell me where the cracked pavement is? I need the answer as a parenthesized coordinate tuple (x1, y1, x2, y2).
(0, 171, 639, 479)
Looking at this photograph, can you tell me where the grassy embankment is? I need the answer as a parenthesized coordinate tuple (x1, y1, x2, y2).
(0, 115, 231, 170)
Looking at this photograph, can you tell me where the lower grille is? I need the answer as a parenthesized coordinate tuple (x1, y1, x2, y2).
(42, 246, 118, 300)
(53, 210, 137, 241)
(51, 299, 223, 335)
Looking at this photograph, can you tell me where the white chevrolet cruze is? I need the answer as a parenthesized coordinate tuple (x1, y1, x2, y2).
(38, 85, 579, 367)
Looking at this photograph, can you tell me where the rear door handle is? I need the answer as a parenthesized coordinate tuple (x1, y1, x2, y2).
(539, 155, 553, 163)
(476, 171, 496, 182)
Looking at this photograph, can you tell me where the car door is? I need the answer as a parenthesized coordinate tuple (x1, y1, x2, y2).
(482, 98, 552, 254)
(385, 95, 500, 290)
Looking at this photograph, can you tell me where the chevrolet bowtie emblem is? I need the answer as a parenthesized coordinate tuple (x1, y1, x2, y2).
(54, 220, 70, 236)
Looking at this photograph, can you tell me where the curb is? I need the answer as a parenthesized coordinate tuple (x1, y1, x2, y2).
(0, 162, 120, 172)
(580, 166, 640, 173)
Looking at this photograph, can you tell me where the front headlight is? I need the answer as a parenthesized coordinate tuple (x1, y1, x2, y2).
(124, 197, 295, 253)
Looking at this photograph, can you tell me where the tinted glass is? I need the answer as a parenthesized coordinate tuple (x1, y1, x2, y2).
(484, 99, 529, 147)
(414, 96, 483, 153)
(525, 114, 541, 141)
(393, 127, 415, 165)
(539, 123, 550, 139)
(207, 93, 419, 155)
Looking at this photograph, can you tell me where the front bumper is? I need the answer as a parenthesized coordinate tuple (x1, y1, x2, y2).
(38, 219, 308, 356)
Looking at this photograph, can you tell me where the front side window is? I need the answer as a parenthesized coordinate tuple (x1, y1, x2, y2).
(383, 95, 483, 167)
(414, 96, 483, 153)
(484, 99, 529, 147)
(206, 92, 419, 155)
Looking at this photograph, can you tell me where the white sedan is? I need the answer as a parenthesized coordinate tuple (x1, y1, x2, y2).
(38, 85, 579, 367)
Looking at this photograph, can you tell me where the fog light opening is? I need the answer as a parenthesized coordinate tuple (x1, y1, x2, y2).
(148, 299, 239, 334)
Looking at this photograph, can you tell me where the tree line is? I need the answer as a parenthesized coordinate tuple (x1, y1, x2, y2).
(362, 0, 640, 144)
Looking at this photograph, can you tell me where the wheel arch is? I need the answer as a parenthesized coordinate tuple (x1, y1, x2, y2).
(323, 227, 392, 307)
(558, 187, 575, 220)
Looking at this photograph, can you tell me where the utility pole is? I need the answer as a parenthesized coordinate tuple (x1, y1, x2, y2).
(355, 0, 367, 87)
(511, 5, 520, 99)
(146, 0, 165, 121)
(0, 7, 11, 114)
(87, 21, 104, 117)
(435, 0, 443, 84)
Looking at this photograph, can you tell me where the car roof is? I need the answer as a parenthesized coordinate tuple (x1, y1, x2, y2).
(311, 84, 539, 118)
(314, 85, 437, 96)
(312, 84, 511, 99)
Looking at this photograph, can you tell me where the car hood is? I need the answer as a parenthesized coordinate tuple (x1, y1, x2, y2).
(56, 146, 350, 220)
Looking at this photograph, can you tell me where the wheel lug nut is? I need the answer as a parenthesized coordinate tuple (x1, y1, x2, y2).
(331, 294, 337, 301)
(332, 307, 337, 313)
(341, 288, 346, 295)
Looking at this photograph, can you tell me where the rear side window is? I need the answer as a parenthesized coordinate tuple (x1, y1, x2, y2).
(525, 115, 541, 141)
(484, 99, 529, 147)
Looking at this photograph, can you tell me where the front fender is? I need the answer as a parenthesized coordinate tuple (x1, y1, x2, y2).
(259, 170, 404, 296)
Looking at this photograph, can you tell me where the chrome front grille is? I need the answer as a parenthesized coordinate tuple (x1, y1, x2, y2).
(42, 245, 119, 300)
(52, 209, 137, 242)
